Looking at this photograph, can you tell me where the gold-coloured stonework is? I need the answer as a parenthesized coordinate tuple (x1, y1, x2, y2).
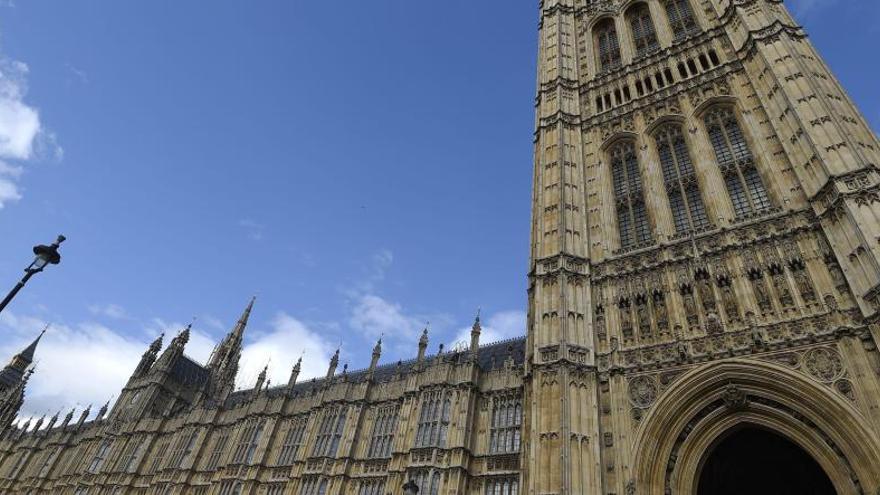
(1, 0, 880, 494)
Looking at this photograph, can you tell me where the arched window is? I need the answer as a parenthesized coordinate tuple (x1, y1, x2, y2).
(595, 19, 621, 71)
(610, 141, 652, 250)
(654, 124, 710, 233)
(704, 108, 772, 218)
(665, 0, 699, 41)
(627, 4, 659, 57)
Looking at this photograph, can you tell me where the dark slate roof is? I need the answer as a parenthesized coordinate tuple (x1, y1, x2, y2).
(0, 366, 23, 391)
(170, 354, 210, 388)
(221, 336, 527, 408)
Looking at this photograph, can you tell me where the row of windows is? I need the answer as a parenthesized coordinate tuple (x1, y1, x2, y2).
(595, 0, 700, 71)
(594, 47, 720, 114)
(486, 478, 520, 495)
(610, 107, 772, 251)
(358, 479, 386, 495)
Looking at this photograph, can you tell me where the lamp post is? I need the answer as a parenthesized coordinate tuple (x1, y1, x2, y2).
(0, 235, 66, 315)
(402, 480, 419, 495)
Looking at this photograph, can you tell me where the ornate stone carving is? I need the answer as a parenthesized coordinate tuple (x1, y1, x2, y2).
(722, 384, 749, 411)
(628, 376, 659, 408)
(803, 348, 844, 383)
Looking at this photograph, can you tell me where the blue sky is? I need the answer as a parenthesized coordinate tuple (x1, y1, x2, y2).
(0, 0, 878, 418)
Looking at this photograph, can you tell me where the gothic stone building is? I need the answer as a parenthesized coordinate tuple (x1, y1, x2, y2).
(2, 0, 880, 493)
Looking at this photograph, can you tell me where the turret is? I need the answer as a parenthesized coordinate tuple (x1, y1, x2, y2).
(204, 298, 255, 402)
(470, 309, 481, 358)
(155, 325, 191, 371)
(253, 364, 268, 398)
(76, 405, 91, 428)
(326, 349, 339, 379)
(61, 408, 74, 429)
(131, 333, 163, 379)
(97, 400, 110, 421)
(417, 328, 429, 365)
(369, 338, 382, 372)
(288, 357, 302, 389)
(45, 411, 59, 432)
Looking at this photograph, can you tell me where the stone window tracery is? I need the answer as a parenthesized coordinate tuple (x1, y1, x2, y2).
(665, 0, 699, 41)
(628, 4, 659, 57)
(301, 477, 328, 495)
(489, 396, 522, 454)
(276, 416, 309, 465)
(87, 439, 113, 474)
(167, 428, 198, 469)
(655, 124, 710, 234)
(411, 469, 442, 495)
(485, 477, 520, 495)
(358, 479, 386, 495)
(232, 418, 265, 465)
(205, 429, 230, 470)
(312, 406, 348, 458)
(610, 141, 653, 250)
(595, 19, 622, 71)
(368, 405, 398, 458)
(704, 108, 773, 219)
(415, 390, 451, 448)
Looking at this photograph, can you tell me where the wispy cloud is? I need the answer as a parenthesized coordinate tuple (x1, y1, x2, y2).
(238, 218, 265, 241)
(787, 0, 843, 19)
(88, 303, 130, 320)
(0, 54, 61, 208)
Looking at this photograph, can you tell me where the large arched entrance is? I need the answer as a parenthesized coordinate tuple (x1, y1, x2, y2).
(630, 358, 880, 495)
(696, 427, 836, 495)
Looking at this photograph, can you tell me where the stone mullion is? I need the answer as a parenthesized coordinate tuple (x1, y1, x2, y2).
(639, 132, 675, 242)
(684, 110, 736, 226)
(647, 0, 674, 48)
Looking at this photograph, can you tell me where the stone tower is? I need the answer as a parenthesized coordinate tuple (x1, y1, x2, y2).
(527, 0, 880, 493)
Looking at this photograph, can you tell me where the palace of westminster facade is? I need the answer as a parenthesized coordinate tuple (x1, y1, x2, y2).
(2, 0, 880, 493)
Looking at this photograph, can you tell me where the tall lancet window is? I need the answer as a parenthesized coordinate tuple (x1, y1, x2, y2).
(628, 4, 659, 57)
(665, 0, 699, 40)
(704, 108, 772, 219)
(595, 19, 622, 71)
(655, 124, 710, 233)
(610, 141, 652, 250)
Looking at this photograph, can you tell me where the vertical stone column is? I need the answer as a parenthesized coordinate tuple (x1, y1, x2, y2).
(525, 1, 603, 493)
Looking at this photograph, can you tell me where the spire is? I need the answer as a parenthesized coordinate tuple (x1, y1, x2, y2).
(61, 408, 74, 429)
(326, 349, 339, 379)
(156, 324, 191, 370)
(20, 326, 47, 362)
(417, 327, 429, 365)
(288, 357, 302, 389)
(97, 400, 110, 420)
(369, 338, 382, 372)
(470, 308, 482, 357)
(32, 414, 45, 433)
(205, 298, 255, 401)
(132, 333, 164, 379)
(46, 411, 59, 432)
(5, 327, 47, 375)
(77, 405, 91, 428)
(253, 364, 268, 398)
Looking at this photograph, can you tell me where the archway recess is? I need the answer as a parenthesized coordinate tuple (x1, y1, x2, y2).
(630, 358, 880, 495)
(696, 426, 835, 495)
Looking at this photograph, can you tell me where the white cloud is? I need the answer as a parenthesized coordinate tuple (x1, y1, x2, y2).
(0, 55, 61, 209)
(451, 310, 526, 348)
(0, 312, 149, 419)
(237, 312, 335, 389)
(88, 303, 129, 320)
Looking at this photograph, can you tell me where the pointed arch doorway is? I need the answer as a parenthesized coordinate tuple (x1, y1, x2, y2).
(696, 426, 836, 495)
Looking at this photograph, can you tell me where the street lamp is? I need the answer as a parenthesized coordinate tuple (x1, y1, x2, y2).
(402, 480, 419, 495)
(0, 235, 66, 314)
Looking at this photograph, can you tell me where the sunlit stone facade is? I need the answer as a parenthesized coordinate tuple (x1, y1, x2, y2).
(2, 0, 880, 493)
